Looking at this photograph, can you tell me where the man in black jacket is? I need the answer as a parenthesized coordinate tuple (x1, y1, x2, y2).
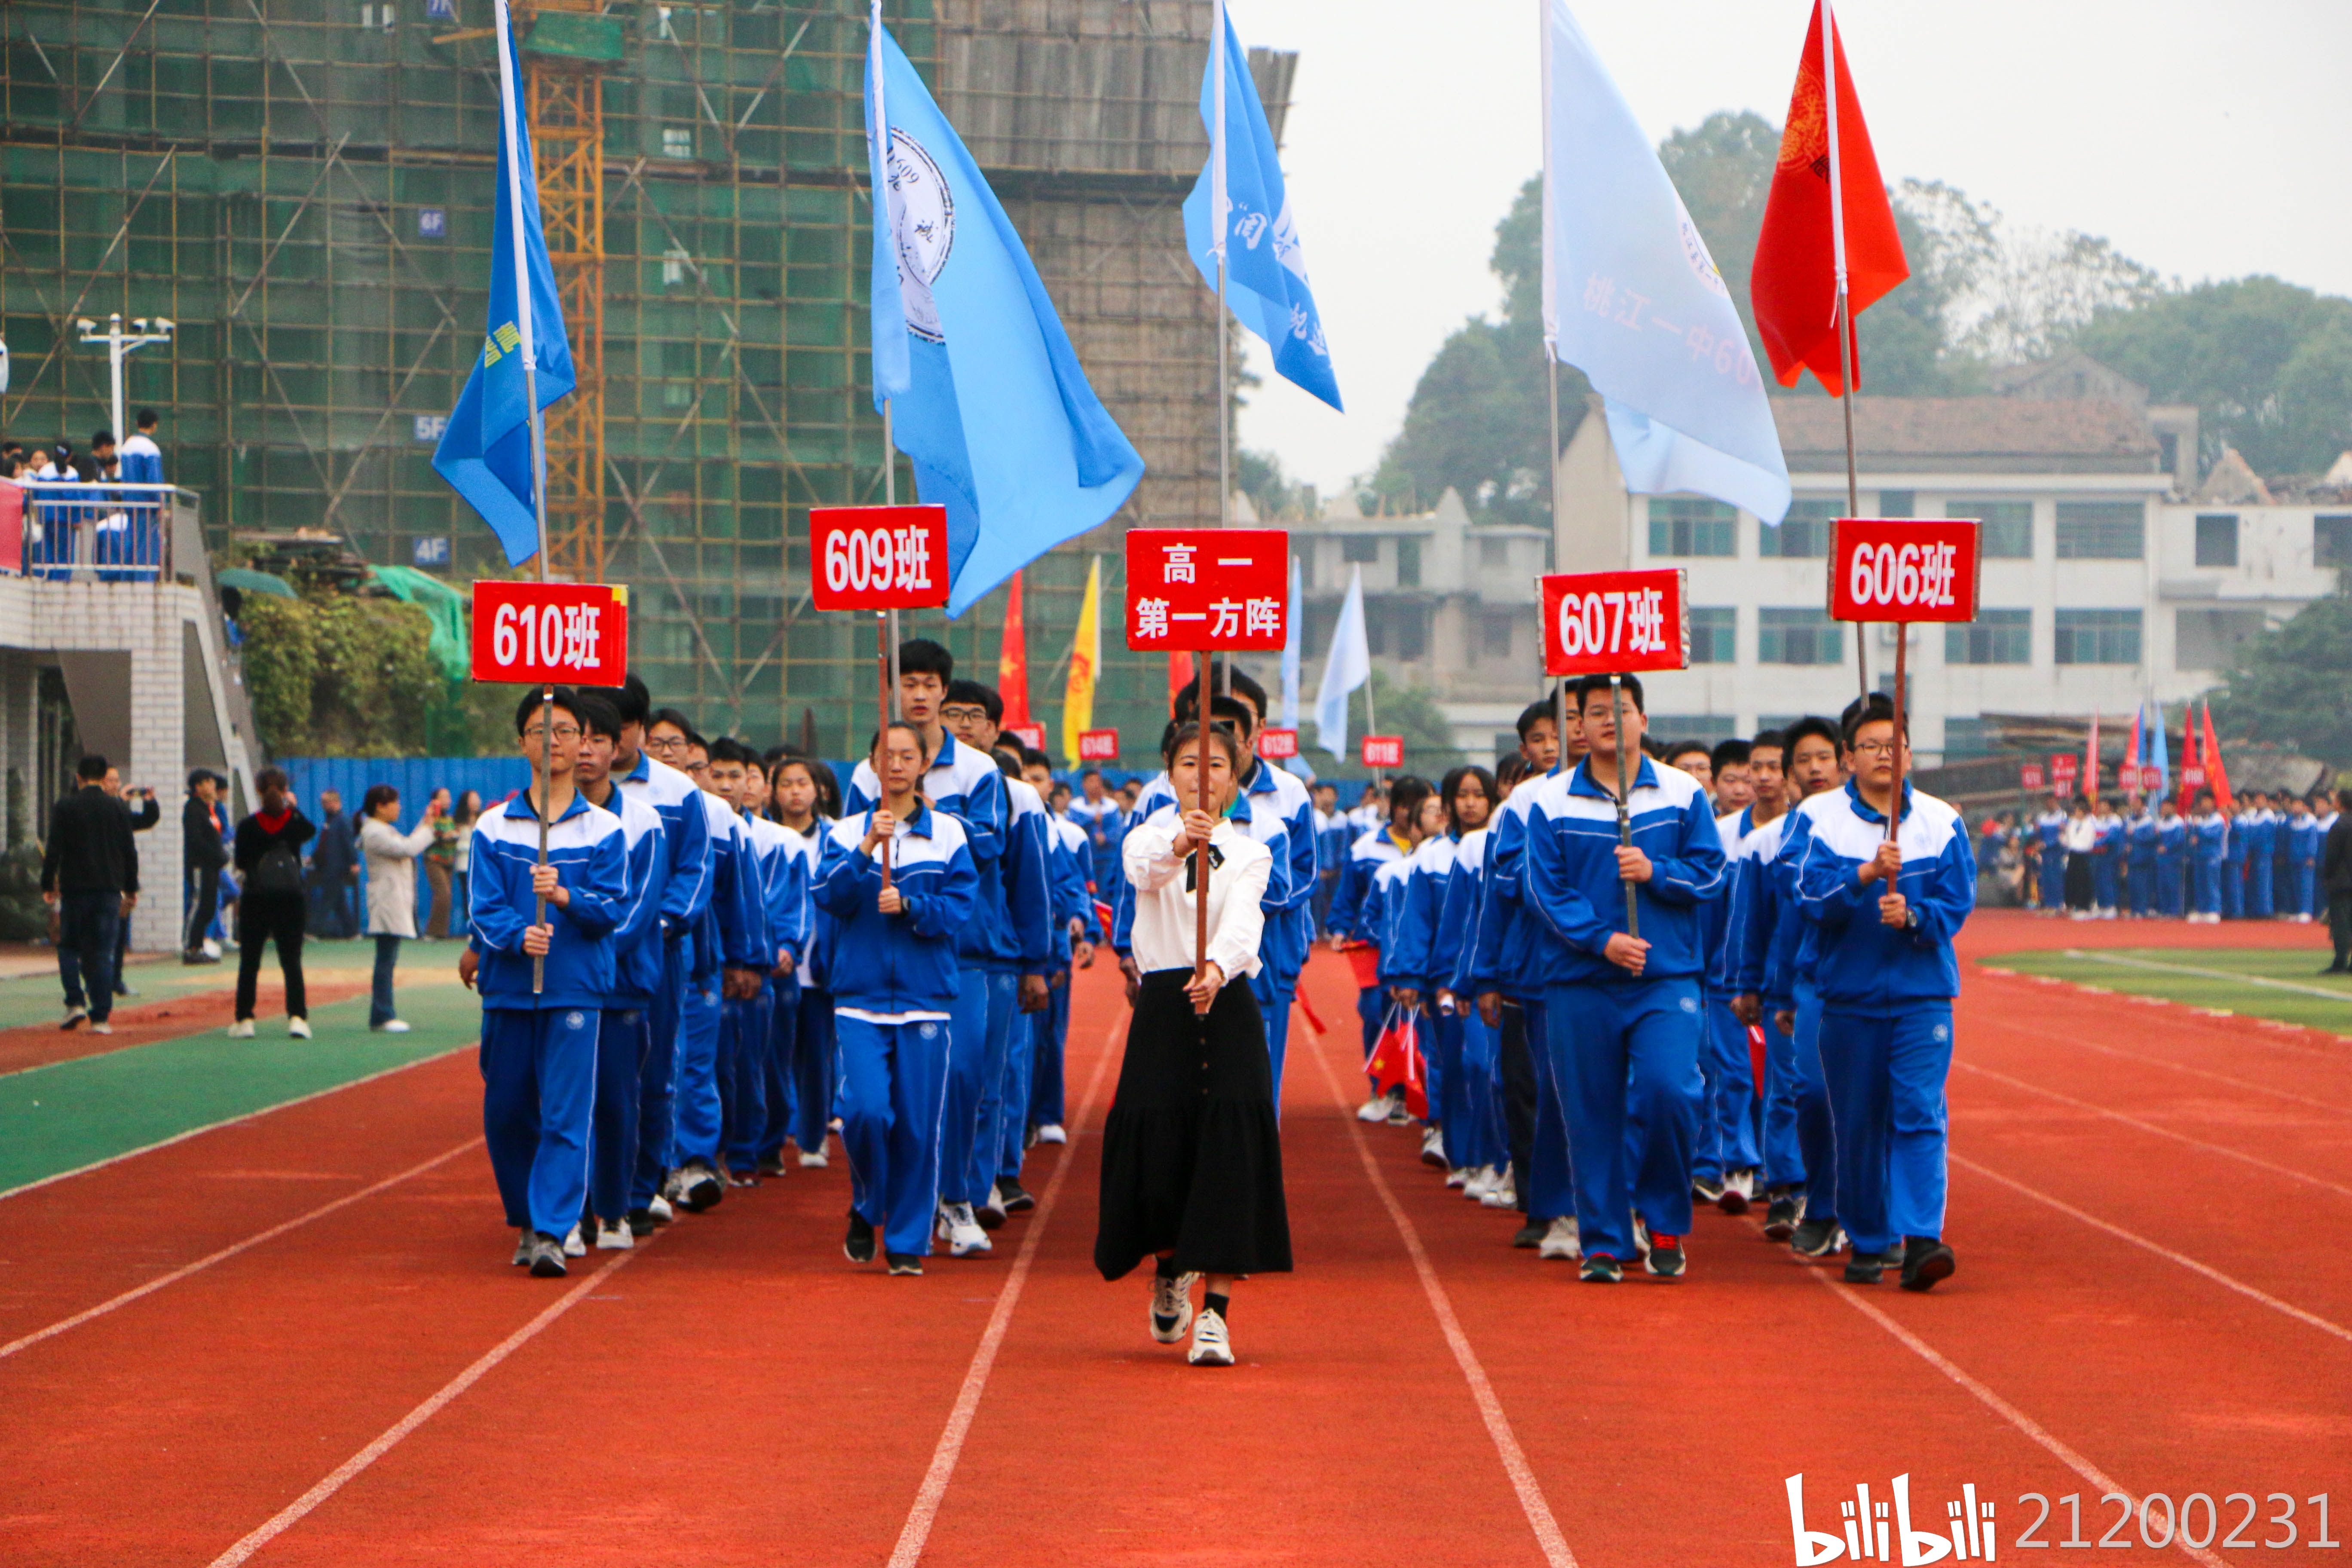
(2323, 787, 2352, 974)
(183, 768, 229, 962)
(42, 753, 140, 1031)
(307, 787, 360, 939)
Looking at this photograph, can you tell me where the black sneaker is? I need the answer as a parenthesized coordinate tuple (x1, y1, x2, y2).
(528, 1231, 569, 1278)
(626, 1207, 657, 1239)
(1899, 1237, 1956, 1292)
(886, 1251, 924, 1276)
(1844, 1249, 1895, 1285)
(756, 1153, 788, 1177)
(1579, 1253, 1623, 1283)
(1644, 1235, 1687, 1279)
(845, 1210, 877, 1265)
(1791, 1216, 1846, 1258)
(679, 1161, 724, 1213)
(1762, 1191, 1802, 1240)
(1511, 1220, 1547, 1249)
(1691, 1174, 1726, 1205)
(725, 1168, 760, 1188)
(998, 1178, 1035, 1213)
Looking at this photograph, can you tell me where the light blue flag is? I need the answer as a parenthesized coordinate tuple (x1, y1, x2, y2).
(432, 20, 574, 566)
(2147, 700, 2169, 798)
(865, 14, 1145, 618)
(1181, 3, 1341, 411)
(1314, 565, 1368, 758)
(1279, 551, 1303, 729)
(1540, 0, 1789, 524)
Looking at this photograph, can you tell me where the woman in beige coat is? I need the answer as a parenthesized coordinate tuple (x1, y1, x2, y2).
(358, 784, 443, 1032)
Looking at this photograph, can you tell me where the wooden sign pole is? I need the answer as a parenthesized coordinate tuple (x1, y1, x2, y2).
(1194, 654, 1212, 1014)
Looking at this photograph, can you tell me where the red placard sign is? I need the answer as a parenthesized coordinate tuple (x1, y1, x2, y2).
(2135, 765, 2162, 792)
(808, 505, 950, 610)
(1077, 728, 1119, 762)
(2020, 762, 2046, 791)
(2183, 765, 2208, 788)
(1257, 727, 1299, 760)
(2051, 754, 2079, 796)
(1005, 723, 1046, 751)
(471, 580, 630, 685)
(1124, 528, 1289, 651)
(1827, 518, 1981, 623)
(1360, 735, 1403, 769)
(1539, 568, 1690, 675)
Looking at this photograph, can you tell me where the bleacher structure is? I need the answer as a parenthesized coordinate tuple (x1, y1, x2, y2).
(1, 0, 1292, 751)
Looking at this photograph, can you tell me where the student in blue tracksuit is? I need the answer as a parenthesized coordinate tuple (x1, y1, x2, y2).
(1033, 771, 1097, 1145)
(1521, 674, 1724, 1282)
(1389, 766, 1495, 1177)
(2288, 794, 2320, 921)
(2244, 791, 2278, 918)
(2155, 796, 2187, 918)
(1067, 768, 1127, 896)
(2127, 806, 2159, 918)
(572, 692, 665, 1253)
(469, 687, 629, 1279)
(2089, 803, 2122, 917)
(820, 721, 981, 1276)
(711, 739, 808, 1183)
(2032, 798, 2067, 914)
(1364, 791, 1435, 1131)
(766, 754, 840, 1167)
(846, 644, 1008, 1260)
(1435, 798, 1504, 1193)
(1792, 693, 1972, 1292)
(1329, 780, 1426, 1103)
(2188, 791, 2228, 921)
(2223, 797, 2251, 919)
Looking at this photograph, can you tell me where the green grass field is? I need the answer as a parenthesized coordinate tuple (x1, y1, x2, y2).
(1981, 946, 2352, 1035)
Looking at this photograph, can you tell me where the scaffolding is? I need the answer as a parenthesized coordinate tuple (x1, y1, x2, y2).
(0, 0, 1283, 755)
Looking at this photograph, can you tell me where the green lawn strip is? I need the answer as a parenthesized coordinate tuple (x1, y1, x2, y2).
(0, 937, 458, 1031)
(1982, 947, 2352, 1036)
(0, 978, 483, 1196)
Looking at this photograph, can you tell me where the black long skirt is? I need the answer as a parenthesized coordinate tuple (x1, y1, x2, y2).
(1094, 969, 1292, 1281)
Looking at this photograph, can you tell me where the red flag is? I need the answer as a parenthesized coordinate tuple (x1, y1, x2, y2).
(1749, 0, 1909, 396)
(2177, 707, 2202, 812)
(2085, 711, 2100, 810)
(1365, 1008, 1427, 1121)
(997, 571, 1032, 728)
(1168, 650, 1195, 705)
(2202, 701, 2234, 814)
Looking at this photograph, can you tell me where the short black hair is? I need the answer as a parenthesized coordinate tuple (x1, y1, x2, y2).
(514, 686, 582, 735)
(1663, 739, 1711, 768)
(187, 767, 214, 789)
(1495, 754, 1531, 792)
(91, 429, 114, 450)
(1021, 747, 1052, 772)
(1572, 673, 1644, 714)
(992, 746, 1023, 778)
(1710, 738, 1752, 774)
(1173, 662, 1268, 723)
(586, 672, 652, 729)
(1841, 692, 1906, 744)
(1782, 715, 1842, 757)
(870, 720, 932, 762)
(254, 766, 288, 795)
(1515, 698, 1556, 741)
(944, 678, 1004, 723)
(897, 639, 954, 681)
(1162, 719, 1241, 766)
(136, 408, 158, 430)
(76, 753, 110, 781)
(647, 706, 695, 740)
(1749, 728, 1786, 756)
(1387, 774, 1433, 824)
(707, 736, 757, 766)
(1079, 766, 1103, 783)
(574, 691, 624, 741)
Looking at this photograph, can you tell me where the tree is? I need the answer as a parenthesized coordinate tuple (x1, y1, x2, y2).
(2210, 585, 2352, 766)
(1334, 668, 1467, 775)
(1237, 448, 1318, 521)
(239, 590, 507, 757)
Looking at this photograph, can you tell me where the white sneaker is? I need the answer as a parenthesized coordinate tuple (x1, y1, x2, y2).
(940, 1203, 992, 1257)
(647, 1194, 675, 1224)
(1356, 1094, 1389, 1123)
(1719, 1168, 1755, 1214)
(1149, 1269, 1198, 1343)
(1631, 1214, 1651, 1257)
(372, 1018, 411, 1034)
(1187, 1307, 1235, 1367)
(1035, 1123, 1067, 1145)
(561, 1223, 587, 1258)
(594, 1221, 634, 1251)
(1480, 1181, 1517, 1209)
(226, 1018, 255, 1039)
(1385, 1090, 1412, 1127)
(89, 1021, 113, 1035)
(1420, 1127, 1446, 1167)
(982, 1184, 1008, 1224)
(1463, 1164, 1497, 1201)
(1538, 1215, 1583, 1260)
(202, 939, 222, 959)
(797, 1148, 830, 1168)
(1444, 1167, 1468, 1189)
(288, 1017, 312, 1040)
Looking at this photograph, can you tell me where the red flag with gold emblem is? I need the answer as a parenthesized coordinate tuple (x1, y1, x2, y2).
(997, 570, 1033, 729)
(1749, 0, 1908, 396)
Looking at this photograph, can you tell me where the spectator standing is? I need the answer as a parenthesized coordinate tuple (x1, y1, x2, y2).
(450, 790, 482, 937)
(102, 765, 159, 994)
(2322, 787, 2352, 975)
(119, 410, 163, 484)
(229, 768, 314, 1038)
(182, 769, 228, 962)
(423, 787, 457, 937)
(40, 753, 141, 1032)
(358, 784, 443, 1032)
(308, 787, 360, 938)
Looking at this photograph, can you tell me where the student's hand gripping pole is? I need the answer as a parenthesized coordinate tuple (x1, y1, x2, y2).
(534, 683, 551, 995)
(1193, 657, 1212, 1016)
(1611, 674, 1638, 939)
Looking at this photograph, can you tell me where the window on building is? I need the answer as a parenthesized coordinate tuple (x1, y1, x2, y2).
(1877, 489, 1915, 518)
(2054, 501, 2144, 559)
(2174, 607, 2269, 671)
(662, 246, 692, 287)
(2054, 608, 2142, 665)
(1942, 717, 1996, 759)
(1944, 608, 2030, 665)
(1480, 609, 1516, 660)
(1366, 602, 1427, 661)
(1760, 499, 1839, 558)
(1648, 497, 1736, 557)
(2194, 513, 2239, 568)
(1689, 605, 1736, 664)
(1948, 499, 2031, 558)
(1341, 535, 1379, 564)
(662, 125, 695, 159)
(1644, 714, 1738, 742)
(2317, 515, 2352, 568)
(1758, 607, 1844, 665)
(1396, 536, 1422, 587)
(1479, 536, 1512, 569)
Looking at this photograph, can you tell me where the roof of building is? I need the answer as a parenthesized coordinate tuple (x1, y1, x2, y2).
(2193, 446, 2274, 506)
(1770, 395, 2161, 476)
(1982, 349, 2149, 407)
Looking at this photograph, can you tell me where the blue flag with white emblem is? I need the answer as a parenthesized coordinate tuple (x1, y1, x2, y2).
(1182, 3, 1341, 411)
(865, 12, 1145, 619)
(431, 21, 574, 566)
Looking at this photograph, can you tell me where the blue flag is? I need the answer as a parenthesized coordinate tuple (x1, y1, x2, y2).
(431, 23, 575, 567)
(865, 15, 1144, 619)
(1182, 3, 1341, 411)
(1541, 0, 1788, 524)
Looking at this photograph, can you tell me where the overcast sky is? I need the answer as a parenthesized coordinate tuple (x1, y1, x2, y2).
(1227, 0, 2352, 494)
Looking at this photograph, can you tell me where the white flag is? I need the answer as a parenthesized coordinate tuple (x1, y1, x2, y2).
(1314, 565, 1370, 758)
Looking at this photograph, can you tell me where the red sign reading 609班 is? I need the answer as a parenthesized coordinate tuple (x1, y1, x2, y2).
(809, 505, 951, 611)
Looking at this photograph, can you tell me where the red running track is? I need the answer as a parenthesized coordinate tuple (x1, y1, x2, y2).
(1, 913, 2347, 1566)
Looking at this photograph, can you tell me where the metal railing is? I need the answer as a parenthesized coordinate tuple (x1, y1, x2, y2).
(0, 479, 198, 582)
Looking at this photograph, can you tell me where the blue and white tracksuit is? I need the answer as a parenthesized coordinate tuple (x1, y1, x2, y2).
(1700, 809, 1763, 1180)
(772, 821, 843, 1162)
(2190, 811, 2228, 917)
(2245, 808, 2278, 917)
(981, 777, 1057, 1196)
(470, 791, 628, 1240)
(1730, 807, 1813, 1199)
(1792, 781, 1974, 1257)
(2156, 812, 2187, 916)
(818, 804, 979, 1259)
(2224, 809, 2251, 919)
(725, 812, 808, 1174)
(674, 790, 766, 1173)
(1031, 815, 1093, 1131)
(1470, 781, 1575, 1223)
(2034, 809, 2066, 910)
(1066, 795, 1127, 895)
(587, 786, 665, 1226)
(2127, 812, 2158, 916)
(616, 752, 713, 1210)
(2090, 812, 2122, 915)
(1330, 823, 1411, 1064)
(1521, 757, 1726, 1264)
(2291, 812, 2321, 918)
(1435, 827, 1504, 1176)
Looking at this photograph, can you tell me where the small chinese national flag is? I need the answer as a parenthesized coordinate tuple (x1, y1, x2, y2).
(1749, 0, 1908, 397)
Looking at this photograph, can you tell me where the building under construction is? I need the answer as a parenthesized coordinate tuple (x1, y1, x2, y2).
(1, 0, 1291, 752)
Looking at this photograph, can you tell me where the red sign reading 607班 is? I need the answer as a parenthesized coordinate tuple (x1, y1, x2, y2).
(1124, 528, 1289, 651)
(1540, 568, 1690, 676)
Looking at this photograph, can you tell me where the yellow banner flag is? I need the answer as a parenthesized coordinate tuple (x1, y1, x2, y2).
(1060, 556, 1101, 764)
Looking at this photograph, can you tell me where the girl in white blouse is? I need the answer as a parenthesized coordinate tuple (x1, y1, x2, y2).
(1093, 720, 1292, 1369)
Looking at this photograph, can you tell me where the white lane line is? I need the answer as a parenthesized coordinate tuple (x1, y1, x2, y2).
(1951, 1153, 2352, 1347)
(886, 1011, 1124, 1568)
(1955, 1060, 2352, 1202)
(0, 1044, 474, 1204)
(2060, 947, 2352, 1004)
(0, 1138, 483, 1363)
(1305, 1007, 1578, 1568)
(205, 1242, 645, 1568)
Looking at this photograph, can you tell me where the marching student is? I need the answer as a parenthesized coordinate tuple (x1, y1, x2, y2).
(1434, 768, 1507, 1199)
(820, 721, 980, 1276)
(766, 754, 842, 1168)
(1330, 775, 1429, 1116)
(1709, 729, 1787, 1217)
(1033, 761, 1097, 1147)
(1696, 745, 1764, 1214)
(1365, 785, 1442, 1141)
(1388, 766, 1496, 1179)
(2187, 790, 2229, 922)
(1791, 694, 1972, 1291)
(707, 738, 806, 1185)
(2156, 794, 2188, 918)
(469, 688, 628, 1279)
(571, 693, 665, 1252)
(1095, 719, 1291, 1368)
(2127, 802, 2159, 918)
(1067, 767, 1128, 896)
(1521, 674, 1726, 1283)
(2032, 795, 2067, 915)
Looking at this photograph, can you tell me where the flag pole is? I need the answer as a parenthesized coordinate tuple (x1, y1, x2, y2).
(1193, 652, 1213, 1014)
(1211, 0, 1234, 722)
(1539, 0, 1569, 777)
(1823, 0, 1867, 700)
(871, 0, 903, 729)
(1886, 623, 1906, 844)
(1610, 673, 1638, 937)
(493, 0, 553, 995)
